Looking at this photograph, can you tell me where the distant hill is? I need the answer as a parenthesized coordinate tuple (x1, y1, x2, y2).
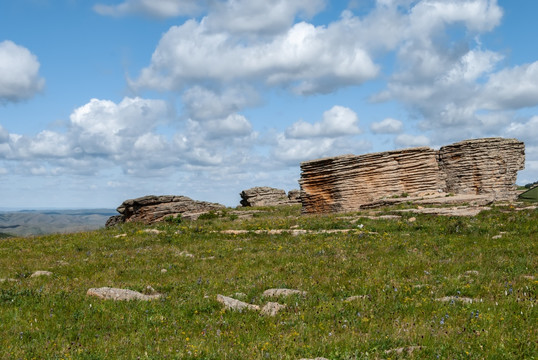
(0, 209, 117, 237)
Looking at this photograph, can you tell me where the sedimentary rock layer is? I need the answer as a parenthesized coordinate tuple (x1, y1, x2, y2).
(438, 138, 525, 200)
(240, 187, 300, 207)
(300, 138, 524, 214)
(300, 147, 444, 213)
(106, 195, 225, 226)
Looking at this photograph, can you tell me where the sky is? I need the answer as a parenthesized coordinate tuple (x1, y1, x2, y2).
(1, 0, 538, 209)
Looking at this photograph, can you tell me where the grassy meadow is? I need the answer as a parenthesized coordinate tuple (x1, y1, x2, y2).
(0, 203, 536, 359)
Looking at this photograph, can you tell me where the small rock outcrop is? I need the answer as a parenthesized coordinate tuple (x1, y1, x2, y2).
(105, 195, 225, 227)
(240, 187, 300, 207)
(87, 287, 162, 301)
(300, 138, 525, 214)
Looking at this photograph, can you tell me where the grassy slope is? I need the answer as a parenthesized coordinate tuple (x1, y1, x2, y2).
(0, 204, 536, 359)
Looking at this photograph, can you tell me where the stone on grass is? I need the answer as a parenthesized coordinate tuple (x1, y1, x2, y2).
(263, 288, 307, 297)
(143, 229, 163, 235)
(261, 302, 286, 316)
(344, 295, 370, 302)
(384, 346, 423, 355)
(87, 287, 162, 301)
(436, 296, 477, 304)
(216, 294, 260, 312)
(30, 271, 53, 278)
(0, 278, 18, 283)
(299, 358, 329, 360)
(114, 233, 127, 238)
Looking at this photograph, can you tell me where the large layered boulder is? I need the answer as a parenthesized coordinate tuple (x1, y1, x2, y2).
(300, 138, 525, 214)
(300, 147, 445, 214)
(437, 138, 525, 200)
(240, 187, 300, 207)
(105, 195, 225, 227)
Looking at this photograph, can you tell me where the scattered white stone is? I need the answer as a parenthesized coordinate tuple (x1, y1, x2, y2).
(522, 275, 535, 280)
(30, 271, 52, 278)
(161, 268, 168, 273)
(263, 288, 307, 297)
(0, 278, 18, 283)
(216, 294, 260, 312)
(232, 292, 247, 299)
(299, 358, 329, 360)
(201, 256, 216, 260)
(114, 233, 127, 238)
(56, 260, 69, 266)
(384, 346, 423, 355)
(178, 251, 194, 258)
(144, 285, 158, 295)
(143, 229, 163, 235)
(234, 248, 243, 252)
(436, 296, 476, 304)
(344, 295, 370, 302)
(87, 287, 162, 301)
(261, 302, 286, 316)
(464, 270, 479, 276)
(408, 217, 417, 222)
(492, 234, 502, 239)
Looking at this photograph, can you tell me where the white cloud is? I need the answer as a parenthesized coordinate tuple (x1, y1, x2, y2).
(481, 61, 538, 110)
(69, 97, 169, 155)
(204, 0, 325, 35)
(182, 86, 259, 121)
(506, 116, 538, 142)
(394, 134, 431, 147)
(206, 114, 253, 138)
(370, 118, 403, 134)
(28, 131, 72, 158)
(0, 41, 45, 103)
(286, 105, 360, 138)
(132, 19, 379, 94)
(93, 0, 201, 18)
(0, 167, 7, 175)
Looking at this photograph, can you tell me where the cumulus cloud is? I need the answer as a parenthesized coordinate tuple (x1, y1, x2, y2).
(394, 134, 431, 147)
(132, 19, 379, 94)
(286, 106, 360, 138)
(182, 86, 259, 121)
(480, 61, 538, 110)
(93, 0, 201, 18)
(506, 116, 538, 142)
(370, 118, 403, 134)
(0, 41, 45, 103)
(204, 0, 325, 35)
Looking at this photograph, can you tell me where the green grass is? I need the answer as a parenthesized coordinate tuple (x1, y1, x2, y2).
(0, 204, 536, 359)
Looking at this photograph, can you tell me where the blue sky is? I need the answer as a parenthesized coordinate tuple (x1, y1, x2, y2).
(1, 0, 538, 209)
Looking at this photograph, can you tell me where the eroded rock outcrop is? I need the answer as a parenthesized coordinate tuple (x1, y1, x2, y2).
(300, 138, 524, 214)
(300, 147, 445, 213)
(240, 187, 300, 207)
(438, 138, 525, 200)
(105, 195, 225, 227)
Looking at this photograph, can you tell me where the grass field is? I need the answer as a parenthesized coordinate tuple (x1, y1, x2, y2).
(0, 203, 536, 359)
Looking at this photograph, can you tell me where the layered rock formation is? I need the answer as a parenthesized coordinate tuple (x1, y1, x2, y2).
(300, 138, 525, 214)
(300, 147, 444, 213)
(437, 138, 525, 200)
(240, 187, 300, 207)
(105, 195, 225, 227)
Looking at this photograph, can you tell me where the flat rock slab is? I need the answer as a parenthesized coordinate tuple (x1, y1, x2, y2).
(87, 287, 162, 301)
(435, 296, 478, 304)
(344, 295, 370, 302)
(384, 346, 423, 355)
(0, 278, 18, 282)
(263, 288, 307, 297)
(216, 294, 260, 312)
(30, 271, 53, 278)
(261, 302, 286, 316)
(395, 206, 490, 217)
